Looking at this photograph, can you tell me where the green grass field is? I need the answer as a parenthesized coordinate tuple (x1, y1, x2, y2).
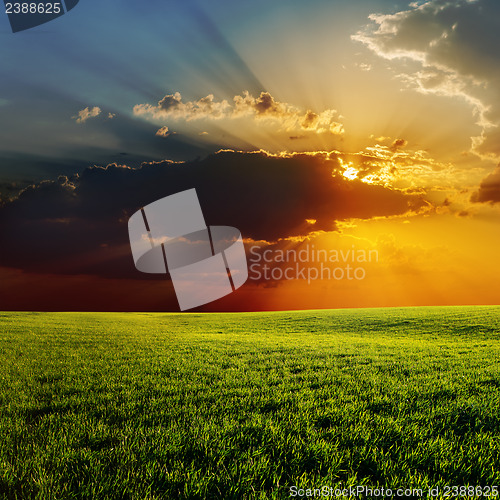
(1, 306, 499, 499)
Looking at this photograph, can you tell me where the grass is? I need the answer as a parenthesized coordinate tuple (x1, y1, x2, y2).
(0, 306, 499, 499)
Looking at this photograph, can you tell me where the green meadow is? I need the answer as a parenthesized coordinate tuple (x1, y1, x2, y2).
(0, 306, 499, 499)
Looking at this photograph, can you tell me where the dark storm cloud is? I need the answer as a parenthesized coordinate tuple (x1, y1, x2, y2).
(0, 151, 428, 279)
(391, 139, 407, 150)
(471, 164, 500, 204)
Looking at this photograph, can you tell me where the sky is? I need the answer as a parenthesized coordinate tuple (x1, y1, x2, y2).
(1, 0, 500, 311)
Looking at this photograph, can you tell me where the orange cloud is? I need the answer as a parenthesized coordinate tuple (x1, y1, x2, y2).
(73, 106, 101, 124)
(134, 91, 344, 135)
(471, 163, 500, 204)
(155, 126, 171, 137)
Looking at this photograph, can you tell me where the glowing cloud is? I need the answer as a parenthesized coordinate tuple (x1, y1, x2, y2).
(353, 0, 500, 160)
(73, 106, 102, 124)
(134, 91, 344, 136)
(155, 126, 171, 137)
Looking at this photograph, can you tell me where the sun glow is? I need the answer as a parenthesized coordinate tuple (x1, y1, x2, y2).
(342, 166, 358, 180)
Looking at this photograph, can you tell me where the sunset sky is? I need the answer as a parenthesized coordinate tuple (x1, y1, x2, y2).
(1, 0, 500, 311)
